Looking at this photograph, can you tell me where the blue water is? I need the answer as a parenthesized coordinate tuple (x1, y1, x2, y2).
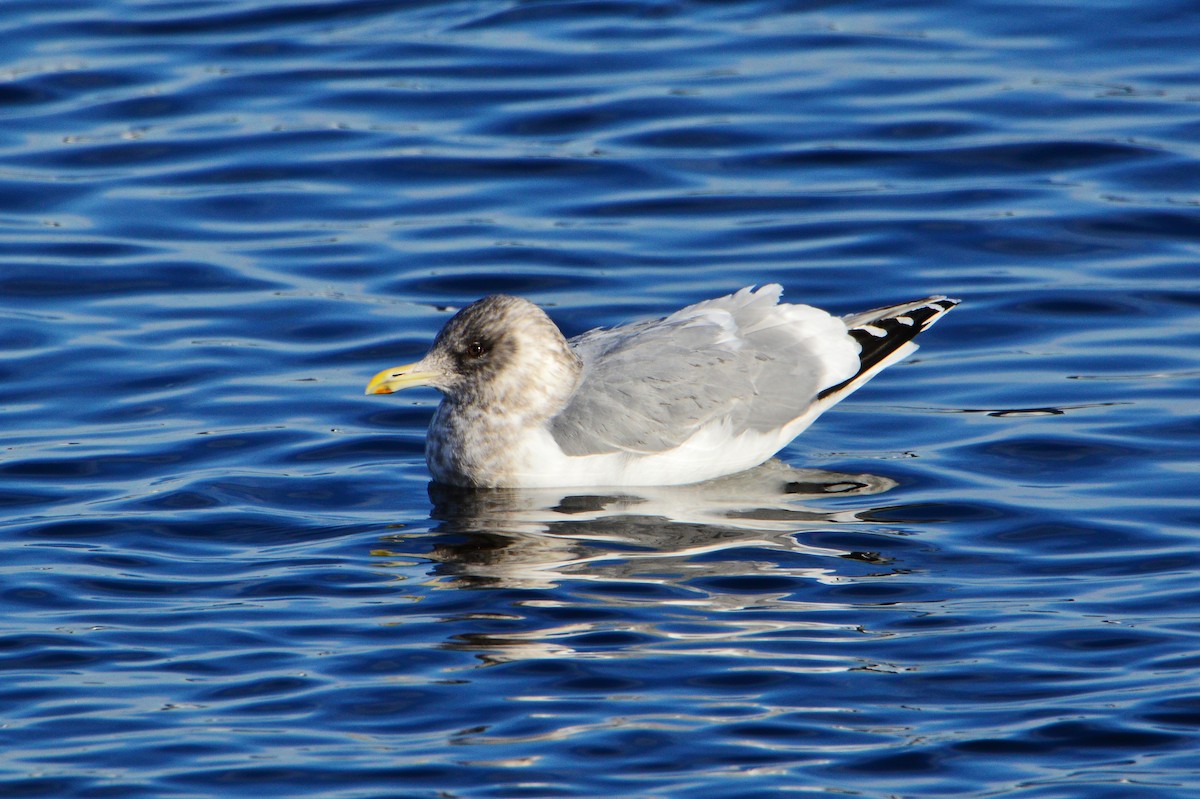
(3, 1, 1199, 796)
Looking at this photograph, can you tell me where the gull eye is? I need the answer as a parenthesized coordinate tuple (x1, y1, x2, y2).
(465, 340, 487, 358)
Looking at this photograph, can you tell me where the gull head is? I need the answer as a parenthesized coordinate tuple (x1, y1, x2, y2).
(366, 295, 582, 422)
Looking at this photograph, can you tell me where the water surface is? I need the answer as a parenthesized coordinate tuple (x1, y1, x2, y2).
(3, 1, 1199, 797)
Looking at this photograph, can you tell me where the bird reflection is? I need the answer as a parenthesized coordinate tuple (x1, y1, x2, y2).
(378, 460, 903, 589)
(374, 461, 916, 666)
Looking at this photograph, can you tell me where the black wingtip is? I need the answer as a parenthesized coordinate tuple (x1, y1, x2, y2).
(817, 296, 959, 401)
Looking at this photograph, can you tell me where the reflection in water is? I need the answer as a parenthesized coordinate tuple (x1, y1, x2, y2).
(375, 461, 916, 666)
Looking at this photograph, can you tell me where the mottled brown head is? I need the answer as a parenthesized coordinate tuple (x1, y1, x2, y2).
(365, 295, 582, 421)
(425, 295, 529, 389)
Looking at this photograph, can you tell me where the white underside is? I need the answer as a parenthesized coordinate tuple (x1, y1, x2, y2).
(503, 426, 783, 488)
(500, 403, 825, 488)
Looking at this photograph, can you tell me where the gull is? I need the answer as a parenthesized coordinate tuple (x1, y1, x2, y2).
(366, 285, 958, 488)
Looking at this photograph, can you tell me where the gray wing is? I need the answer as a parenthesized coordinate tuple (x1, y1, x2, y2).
(548, 285, 860, 456)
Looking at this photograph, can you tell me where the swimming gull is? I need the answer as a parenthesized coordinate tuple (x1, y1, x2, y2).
(365, 285, 958, 488)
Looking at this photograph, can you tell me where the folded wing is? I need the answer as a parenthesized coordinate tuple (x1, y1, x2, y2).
(549, 285, 861, 456)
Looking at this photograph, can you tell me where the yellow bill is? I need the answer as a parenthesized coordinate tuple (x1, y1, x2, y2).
(364, 362, 440, 395)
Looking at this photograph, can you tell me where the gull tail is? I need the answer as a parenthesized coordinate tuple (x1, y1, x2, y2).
(816, 295, 960, 405)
